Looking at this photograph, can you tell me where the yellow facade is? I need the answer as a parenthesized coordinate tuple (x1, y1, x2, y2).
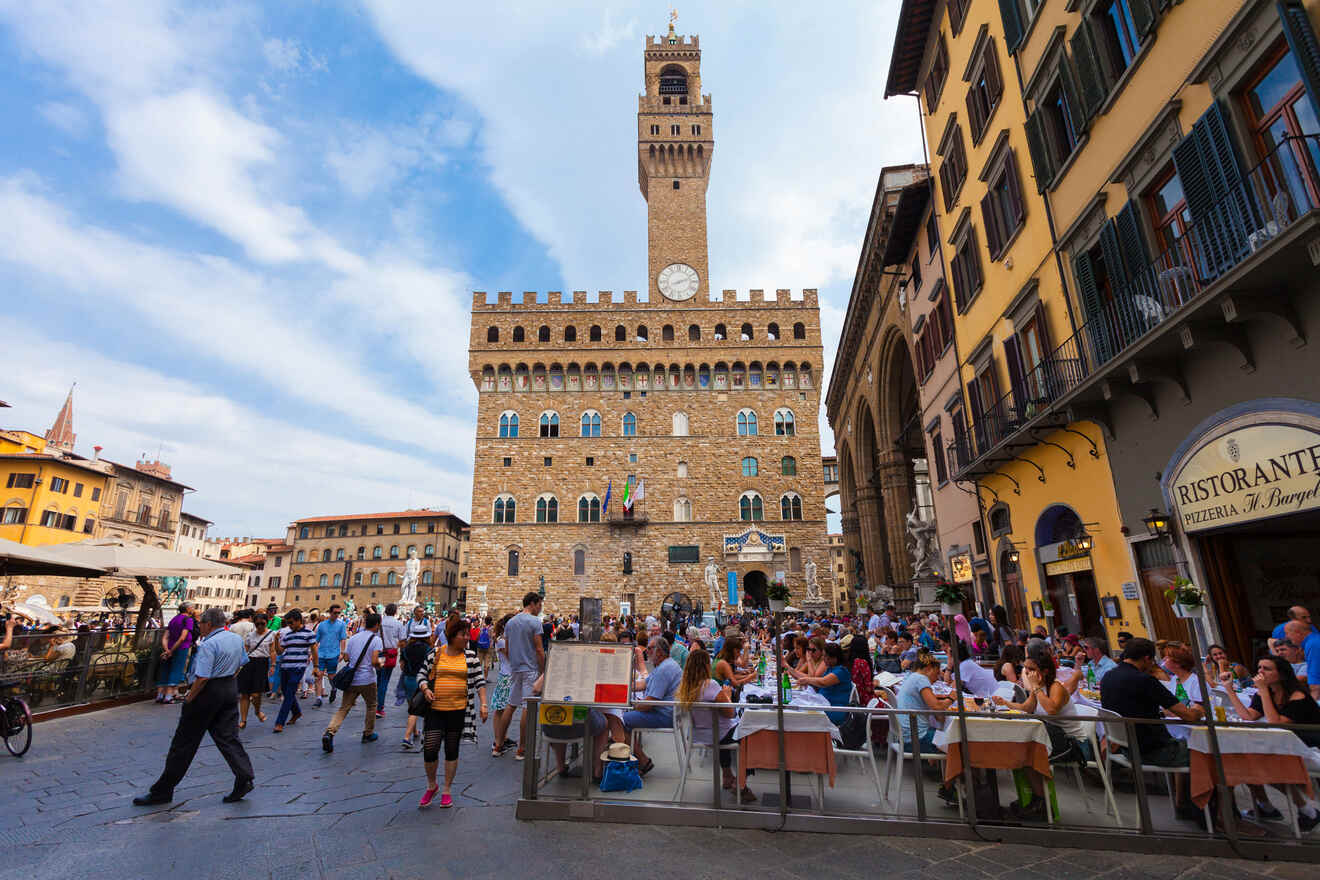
(890, 0, 1145, 644)
(0, 454, 111, 546)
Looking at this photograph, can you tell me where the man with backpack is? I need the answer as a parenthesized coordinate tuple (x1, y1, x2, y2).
(321, 611, 384, 752)
(476, 616, 493, 676)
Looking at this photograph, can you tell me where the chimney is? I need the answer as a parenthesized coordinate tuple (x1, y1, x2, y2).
(92, 445, 102, 461)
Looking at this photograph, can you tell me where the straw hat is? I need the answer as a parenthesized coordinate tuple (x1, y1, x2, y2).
(599, 742, 634, 762)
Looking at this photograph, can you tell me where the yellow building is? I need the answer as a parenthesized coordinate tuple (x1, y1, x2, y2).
(887, 0, 1144, 646)
(0, 392, 112, 546)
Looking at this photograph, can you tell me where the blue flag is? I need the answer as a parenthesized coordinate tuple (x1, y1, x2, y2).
(603, 479, 612, 516)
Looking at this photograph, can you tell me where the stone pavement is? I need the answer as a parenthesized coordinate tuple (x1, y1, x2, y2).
(0, 698, 1307, 880)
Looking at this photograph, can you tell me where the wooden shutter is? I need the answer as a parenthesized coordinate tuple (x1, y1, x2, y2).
(939, 292, 955, 348)
(1129, 0, 1157, 38)
(1003, 335, 1029, 416)
(966, 83, 986, 138)
(939, 162, 954, 212)
(999, 0, 1025, 51)
(951, 251, 965, 309)
(985, 42, 1004, 106)
(967, 233, 983, 294)
(967, 374, 986, 454)
(1024, 109, 1055, 192)
(1072, 250, 1114, 366)
(1069, 21, 1108, 120)
(1060, 54, 1089, 136)
(1279, 0, 1320, 125)
(1172, 102, 1253, 279)
(1006, 152, 1026, 226)
(981, 190, 1004, 258)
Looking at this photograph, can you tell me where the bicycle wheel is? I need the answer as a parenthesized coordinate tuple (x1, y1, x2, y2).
(3, 699, 32, 757)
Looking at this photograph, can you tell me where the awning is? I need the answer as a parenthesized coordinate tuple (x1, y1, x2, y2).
(37, 539, 239, 578)
(0, 537, 109, 578)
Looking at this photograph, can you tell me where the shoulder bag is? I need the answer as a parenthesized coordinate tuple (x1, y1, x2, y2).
(332, 633, 377, 692)
(408, 651, 438, 717)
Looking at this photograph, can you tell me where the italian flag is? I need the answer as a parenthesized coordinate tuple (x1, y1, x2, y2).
(622, 478, 633, 512)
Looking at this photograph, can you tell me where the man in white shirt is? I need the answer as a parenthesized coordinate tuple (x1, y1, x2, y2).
(950, 648, 999, 699)
(321, 612, 384, 752)
(375, 603, 407, 718)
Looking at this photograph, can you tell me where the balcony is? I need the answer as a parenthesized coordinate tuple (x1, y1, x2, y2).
(607, 499, 648, 527)
(954, 135, 1320, 480)
(103, 510, 177, 534)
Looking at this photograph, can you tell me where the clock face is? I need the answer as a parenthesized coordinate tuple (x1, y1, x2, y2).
(657, 262, 700, 301)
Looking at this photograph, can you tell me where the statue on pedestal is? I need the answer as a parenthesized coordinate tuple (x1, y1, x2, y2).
(703, 557, 720, 609)
(804, 559, 820, 600)
(905, 509, 940, 578)
(399, 548, 420, 605)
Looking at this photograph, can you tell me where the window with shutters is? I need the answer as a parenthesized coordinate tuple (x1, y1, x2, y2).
(937, 125, 968, 210)
(924, 37, 949, 111)
(930, 429, 948, 484)
(970, 362, 1001, 453)
(1145, 165, 1194, 273)
(1025, 58, 1085, 192)
(910, 254, 923, 294)
(1071, 239, 1120, 366)
(1096, 1, 1143, 76)
(926, 211, 939, 256)
(965, 38, 1004, 144)
(781, 455, 797, 476)
(1071, 0, 1158, 123)
(999, 0, 1043, 53)
(949, 222, 984, 311)
(981, 147, 1026, 259)
(1242, 40, 1320, 207)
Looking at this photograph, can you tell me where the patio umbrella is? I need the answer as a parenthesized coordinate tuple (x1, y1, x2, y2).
(0, 537, 109, 578)
(38, 539, 237, 577)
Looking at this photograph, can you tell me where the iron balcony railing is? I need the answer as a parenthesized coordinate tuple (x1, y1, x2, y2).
(958, 134, 1320, 476)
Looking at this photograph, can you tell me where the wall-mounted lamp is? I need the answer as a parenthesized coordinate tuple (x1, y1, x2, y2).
(1007, 549, 1020, 564)
(1142, 508, 1170, 537)
(1077, 532, 1094, 552)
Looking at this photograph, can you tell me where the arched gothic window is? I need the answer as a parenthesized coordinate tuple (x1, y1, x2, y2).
(493, 495, 516, 524)
(774, 409, 796, 436)
(577, 494, 601, 522)
(539, 411, 560, 438)
(739, 492, 764, 522)
(536, 495, 559, 523)
(737, 409, 758, 436)
(673, 497, 692, 522)
(580, 410, 601, 437)
(622, 412, 637, 436)
(781, 493, 803, 520)
(499, 411, 519, 438)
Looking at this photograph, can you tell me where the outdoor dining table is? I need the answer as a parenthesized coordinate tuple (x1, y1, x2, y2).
(934, 714, 1053, 784)
(1186, 725, 1316, 808)
(733, 690, 838, 790)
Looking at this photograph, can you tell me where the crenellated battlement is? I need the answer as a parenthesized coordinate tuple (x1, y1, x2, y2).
(472, 289, 818, 311)
(647, 33, 699, 49)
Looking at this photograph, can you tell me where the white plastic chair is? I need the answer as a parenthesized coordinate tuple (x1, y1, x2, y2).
(673, 708, 742, 804)
(1053, 703, 1121, 824)
(882, 709, 961, 817)
(1096, 707, 1211, 830)
(828, 698, 885, 806)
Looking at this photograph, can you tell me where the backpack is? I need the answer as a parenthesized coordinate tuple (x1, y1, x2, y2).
(477, 627, 491, 650)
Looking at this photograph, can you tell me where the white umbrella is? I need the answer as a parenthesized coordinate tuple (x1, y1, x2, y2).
(38, 538, 238, 577)
(0, 537, 109, 578)
(10, 599, 62, 626)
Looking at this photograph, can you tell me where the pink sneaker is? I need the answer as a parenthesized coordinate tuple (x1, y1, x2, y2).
(439, 793, 453, 808)
(419, 787, 439, 808)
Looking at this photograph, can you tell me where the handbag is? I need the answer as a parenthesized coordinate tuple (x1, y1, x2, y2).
(409, 654, 443, 716)
(332, 633, 377, 692)
(599, 759, 643, 792)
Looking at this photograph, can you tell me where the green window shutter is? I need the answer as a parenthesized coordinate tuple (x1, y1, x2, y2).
(1278, 0, 1320, 126)
(1060, 53, 1089, 136)
(1072, 249, 1113, 366)
(999, 0, 1025, 52)
(1114, 199, 1151, 280)
(1129, 0, 1158, 39)
(1069, 23, 1107, 120)
(1003, 335, 1029, 416)
(1173, 102, 1254, 279)
(1024, 109, 1055, 192)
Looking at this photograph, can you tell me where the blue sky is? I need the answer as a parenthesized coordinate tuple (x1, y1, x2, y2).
(0, 1, 922, 536)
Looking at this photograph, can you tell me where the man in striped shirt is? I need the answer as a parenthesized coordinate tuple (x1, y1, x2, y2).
(272, 609, 315, 732)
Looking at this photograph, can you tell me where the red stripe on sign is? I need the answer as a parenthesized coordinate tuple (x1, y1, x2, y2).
(595, 683, 628, 703)
(599, 648, 615, 654)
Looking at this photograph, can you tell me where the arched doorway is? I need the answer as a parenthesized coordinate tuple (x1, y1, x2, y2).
(742, 571, 768, 609)
(1034, 504, 1105, 646)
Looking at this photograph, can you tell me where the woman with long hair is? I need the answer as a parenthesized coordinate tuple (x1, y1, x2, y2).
(676, 648, 754, 802)
(416, 614, 487, 808)
(847, 635, 874, 706)
(993, 651, 1085, 819)
(996, 644, 1024, 684)
(238, 612, 272, 728)
(1221, 655, 1320, 827)
(714, 635, 755, 689)
(487, 613, 515, 756)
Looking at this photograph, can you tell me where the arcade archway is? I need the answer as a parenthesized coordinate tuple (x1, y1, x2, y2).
(742, 571, 768, 609)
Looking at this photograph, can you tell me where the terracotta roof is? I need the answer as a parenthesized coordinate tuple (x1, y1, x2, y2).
(0, 452, 112, 476)
(180, 512, 213, 524)
(292, 509, 460, 524)
(227, 553, 266, 565)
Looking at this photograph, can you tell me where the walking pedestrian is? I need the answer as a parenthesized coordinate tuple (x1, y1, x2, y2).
(491, 593, 544, 760)
(400, 628, 432, 749)
(416, 614, 487, 807)
(322, 612, 384, 752)
(238, 612, 273, 728)
(376, 603, 406, 718)
(272, 609, 314, 732)
(312, 606, 346, 706)
(155, 601, 197, 704)
(133, 608, 254, 805)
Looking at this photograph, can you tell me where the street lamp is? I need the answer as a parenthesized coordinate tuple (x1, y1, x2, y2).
(1142, 508, 1170, 537)
(1076, 532, 1094, 552)
(1007, 549, 1020, 564)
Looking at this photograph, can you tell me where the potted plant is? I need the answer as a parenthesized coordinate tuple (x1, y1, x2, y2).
(1042, 600, 1054, 618)
(934, 580, 964, 616)
(767, 580, 791, 612)
(1164, 577, 1205, 619)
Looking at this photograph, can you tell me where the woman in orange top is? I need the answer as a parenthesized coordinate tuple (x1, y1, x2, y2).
(417, 614, 487, 808)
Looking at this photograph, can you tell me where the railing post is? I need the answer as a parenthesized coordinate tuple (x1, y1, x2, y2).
(909, 713, 926, 820)
(1126, 719, 1152, 835)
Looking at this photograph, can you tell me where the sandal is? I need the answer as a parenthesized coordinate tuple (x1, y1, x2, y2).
(638, 759, 655, 776)
(256, 712, 267, 723)
(238, 721, 246, 730)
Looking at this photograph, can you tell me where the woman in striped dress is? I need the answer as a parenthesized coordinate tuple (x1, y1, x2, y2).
(415, 614, 487, 808)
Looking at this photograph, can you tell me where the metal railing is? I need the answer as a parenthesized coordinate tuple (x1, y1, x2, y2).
(0, 628, 165, 713)
(958, 134, 1320, 476)
(518, 690, 1320, 859)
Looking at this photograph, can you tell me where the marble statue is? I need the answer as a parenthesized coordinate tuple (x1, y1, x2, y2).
(399, 547, 420, 605)
(804, 559, 820, 600)
(703, 557, 720, 608)
(905, 509, 940, 578)
(344, 596, 356, 619)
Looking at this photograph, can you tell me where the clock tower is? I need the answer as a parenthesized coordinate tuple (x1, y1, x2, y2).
(638, 21, 713, 302)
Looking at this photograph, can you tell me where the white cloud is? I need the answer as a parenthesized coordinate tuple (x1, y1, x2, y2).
(0, 323, 473, 533)
(581, 10, 637, 54)
(38, 101, 89, 136)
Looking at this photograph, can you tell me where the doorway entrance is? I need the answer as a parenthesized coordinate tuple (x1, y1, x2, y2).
(743, 571, 768, 609)
(1045, 571, 1107, 645)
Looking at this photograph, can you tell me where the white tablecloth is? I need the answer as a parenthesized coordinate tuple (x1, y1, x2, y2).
(1186, 725, 1315, 759)
(934, 716, 1051, 752)
(733, 706, 838, 739)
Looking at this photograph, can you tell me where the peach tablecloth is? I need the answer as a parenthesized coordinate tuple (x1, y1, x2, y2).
(1187, 726, 1315, 808)
(738, 730, 836, 788)
(936, 716, 1053, 783)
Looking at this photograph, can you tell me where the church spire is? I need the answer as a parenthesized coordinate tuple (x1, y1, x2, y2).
(45, 383, 76, 453)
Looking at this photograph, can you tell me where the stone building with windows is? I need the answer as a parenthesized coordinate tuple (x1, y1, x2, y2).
(97, 457, 190, 548)
(284, 511, 466, 612)
(466, 24, 831, 618)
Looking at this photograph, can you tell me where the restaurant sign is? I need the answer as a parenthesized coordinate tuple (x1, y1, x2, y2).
(949, 551, 973, 584)
(1168, 422, 1320, 532)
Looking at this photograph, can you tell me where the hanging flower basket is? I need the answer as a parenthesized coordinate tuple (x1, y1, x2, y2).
(933, 579, 964, 616)
(767, 580, 791, 613)
(1173, 603, 1205, 620)
(768, 598, 787, 612)
(939, 603, 960, 616)
(1165, 578, 1204, 619)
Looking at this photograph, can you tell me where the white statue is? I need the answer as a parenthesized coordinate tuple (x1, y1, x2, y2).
(905, 509, 940, 578)
(804, 559, 820, 600)
(703, 557, 720, 608)
(399, 547, 420, 605)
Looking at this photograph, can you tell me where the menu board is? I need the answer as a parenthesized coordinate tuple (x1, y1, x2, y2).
(542, 642, 634, 705)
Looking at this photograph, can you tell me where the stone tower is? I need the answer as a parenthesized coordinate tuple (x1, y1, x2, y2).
(45, 385, 76, 453)
(638, 22, 713, 302)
